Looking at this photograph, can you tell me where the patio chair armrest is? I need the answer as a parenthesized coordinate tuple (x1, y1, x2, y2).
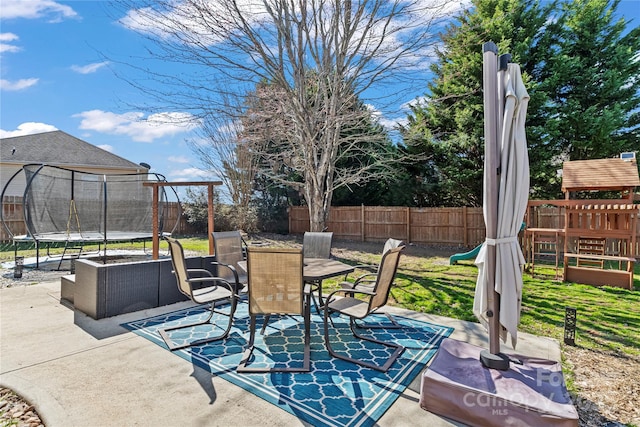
(353, 263, 377, 271)
(353, 274, 377, 285)
(325, 287, 376, 304)
(187, 276, 238, 304)
(206, 277, 235, 293)
(186, 268, 214, 277)
(210, 261, 241, 284)
(341, 272, 376, 288)
(340, 280, 371, 289)
(344, 264, 378, 281)
(186, 275, 225, 285)
(340, 281, 356, 290)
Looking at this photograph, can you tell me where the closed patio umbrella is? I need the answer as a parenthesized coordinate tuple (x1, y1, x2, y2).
(474, 43, 530, 369)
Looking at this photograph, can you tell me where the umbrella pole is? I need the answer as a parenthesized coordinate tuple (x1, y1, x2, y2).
(480, 42, 510, 370)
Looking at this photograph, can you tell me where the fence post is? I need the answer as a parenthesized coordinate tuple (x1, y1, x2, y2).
(463, 206, 468, 246)
(361, 204, 365, 241)
(406, 207, 411, 243)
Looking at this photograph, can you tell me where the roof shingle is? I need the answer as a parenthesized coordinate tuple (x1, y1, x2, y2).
(0, 130, 143, 169)
(562, 158, 640, 192)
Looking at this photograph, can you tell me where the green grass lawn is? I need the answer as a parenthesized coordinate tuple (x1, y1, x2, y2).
(323, 246, 640, 360)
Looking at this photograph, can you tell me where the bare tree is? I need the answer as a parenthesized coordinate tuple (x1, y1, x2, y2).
(240, 78, 398, 213)
(113, 0, 455, 231)
(187, 96, 261, 232)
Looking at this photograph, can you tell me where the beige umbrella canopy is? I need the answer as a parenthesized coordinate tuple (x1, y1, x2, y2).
(474, 43, 530, 370)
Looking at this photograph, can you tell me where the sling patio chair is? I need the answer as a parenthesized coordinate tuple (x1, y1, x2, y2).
(237, 247, 311, 373)
(212, 231, 248, 295)
(340, 238, 405, 328)
(342, 237, 404, 282)
(302, 231, 334, 313)
(160, 236, 237, 351)
(323, 244, 405, 372)
(303, 231, 334, 258)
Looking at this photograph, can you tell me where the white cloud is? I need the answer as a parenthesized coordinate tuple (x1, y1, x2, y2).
(0, 33, 20, 53)
(0, 122, 58, 138)
(119, 2, 251, 44)
(364, 103, 397, 130)
(0, 0, 78, 22)
(401, 96, 429, 110)
(73, 109, 197, 142)
(369, 96, 429, 130)
(364, 102, 409, 131)
(71, 61, 110, 74)
(0, 78, 39, 91)
(97, 144, 114, 153)
(0, 43, 20, 53)
(168, 155, 189, 163)
(0, 33, 18, 41)
(379, 116, 407, 129)
(168, 167, 219, 181)
(170, 167, 209, 177)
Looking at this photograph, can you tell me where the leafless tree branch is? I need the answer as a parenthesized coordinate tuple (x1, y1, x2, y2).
(111, 0, 457, 230)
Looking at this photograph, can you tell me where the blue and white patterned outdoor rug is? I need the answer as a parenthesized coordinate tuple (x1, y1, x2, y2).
(123, 303, 453, 427)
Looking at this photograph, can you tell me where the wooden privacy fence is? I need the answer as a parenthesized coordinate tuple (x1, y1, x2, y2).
(291, 202, 640, 252)
(0, 196, 26, 241)
(289, 205, 486, 247)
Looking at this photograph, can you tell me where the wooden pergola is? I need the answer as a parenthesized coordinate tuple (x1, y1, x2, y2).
(143, 181, 223, 259)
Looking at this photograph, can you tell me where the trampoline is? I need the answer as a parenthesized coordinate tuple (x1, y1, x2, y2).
(1, 164, 180, 268)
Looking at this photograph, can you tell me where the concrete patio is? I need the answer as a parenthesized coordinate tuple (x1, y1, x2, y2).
(0, 279, 561, 427)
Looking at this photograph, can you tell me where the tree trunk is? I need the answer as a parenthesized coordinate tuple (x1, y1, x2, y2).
(308, 192, 326, 232)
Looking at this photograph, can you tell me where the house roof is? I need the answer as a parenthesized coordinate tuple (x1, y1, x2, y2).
(561, 158, 640, 192)
(0, 130, 144, 170)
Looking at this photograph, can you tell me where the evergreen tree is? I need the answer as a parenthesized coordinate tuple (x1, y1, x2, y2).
(402, 0, 557, 206)
(544, 0, 640, 163)
(404, 0, 640, 204)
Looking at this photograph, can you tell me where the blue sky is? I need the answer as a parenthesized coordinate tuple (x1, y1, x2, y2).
(1, 0, 639, 187)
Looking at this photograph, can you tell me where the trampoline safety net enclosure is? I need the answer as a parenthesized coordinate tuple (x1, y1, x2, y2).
(2, 164, 178, 250)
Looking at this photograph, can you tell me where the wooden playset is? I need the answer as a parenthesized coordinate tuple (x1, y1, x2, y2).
(525, 157, 639, 289)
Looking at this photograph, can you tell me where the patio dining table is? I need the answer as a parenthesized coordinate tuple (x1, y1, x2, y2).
(237, 257, 355, 308)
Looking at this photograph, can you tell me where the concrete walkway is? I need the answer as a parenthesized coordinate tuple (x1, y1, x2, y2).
(0, 280, 561, 427)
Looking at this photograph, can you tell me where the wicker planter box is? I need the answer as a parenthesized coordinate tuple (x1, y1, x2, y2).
(72, 256, 214, 319)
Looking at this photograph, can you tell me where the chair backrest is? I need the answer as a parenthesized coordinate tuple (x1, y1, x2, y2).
(382, 238, 404, 255)
(369, 245, 405, 312)
(165, 236, 191, 297)
(303, 232, 333, 259)
(213, 231, 245, 281)
(373, 238, 404, 275)
(246, 247, 304, 316)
